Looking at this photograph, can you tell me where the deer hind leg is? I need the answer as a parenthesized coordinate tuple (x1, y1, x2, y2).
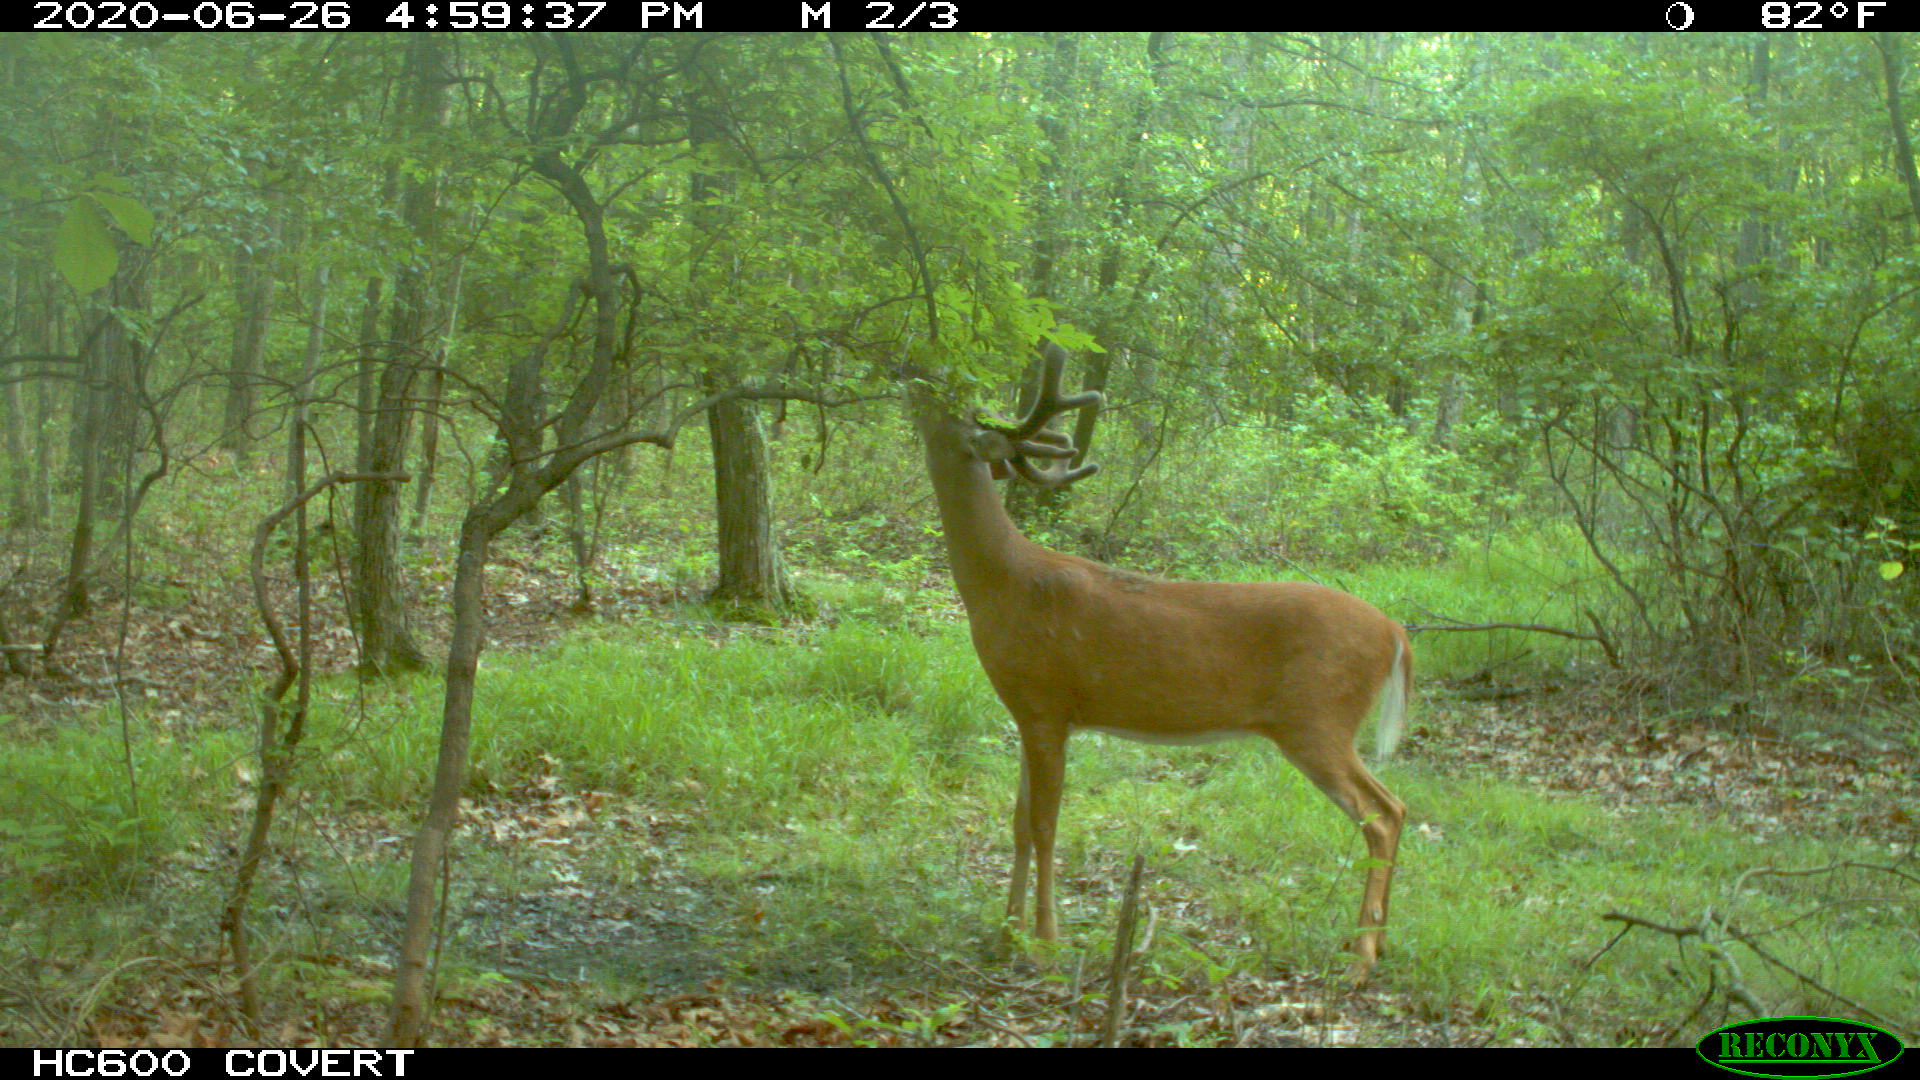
(1274, 736, 1405, 984)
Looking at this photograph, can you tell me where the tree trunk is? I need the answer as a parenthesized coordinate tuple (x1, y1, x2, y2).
(689, 75, 790, 610)
(1877, 34, 1920, 242)
(291, 265, 328, 496)
(1, 363, 25, 526)
(350, 359, 426, 673)
(47, 258, 147, 658)
(707, 399, 789, 606)
(390, 510, 492, 1045)
(354, 272, 383, 474)
(30, 309, 55, 525)
(562, 470, 593, 609)
(222, 235, 275, 460)
(1733, 38, 1772, 310)
(350, 37, 448, 674)
(51, 348, 100, 637)
(409, 366, 444, 539)
(410, 228, 467, 538)
(3, 263, 35, 527)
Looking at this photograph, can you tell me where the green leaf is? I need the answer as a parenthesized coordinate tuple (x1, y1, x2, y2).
(1879, 561, 1904, 581)
(54, 199, 116, 295)
(90, 192, 154, 246)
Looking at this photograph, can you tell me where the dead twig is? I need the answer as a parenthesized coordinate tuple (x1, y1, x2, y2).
(1098, 854, 1147, 1047)
(1596, 857, 1917, 1041)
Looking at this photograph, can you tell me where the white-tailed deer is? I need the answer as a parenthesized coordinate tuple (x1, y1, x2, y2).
(911, 344, 1411, 983)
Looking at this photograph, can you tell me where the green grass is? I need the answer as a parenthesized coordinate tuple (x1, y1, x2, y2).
(0, 716, 242, 904)
(1, 564, 1911, 1044)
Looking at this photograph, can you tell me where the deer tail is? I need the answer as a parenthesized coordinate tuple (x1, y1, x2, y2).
(1375, 632, 1411, 760)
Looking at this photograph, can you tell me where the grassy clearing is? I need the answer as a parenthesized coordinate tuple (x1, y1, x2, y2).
(0, 554, 1912, 1045)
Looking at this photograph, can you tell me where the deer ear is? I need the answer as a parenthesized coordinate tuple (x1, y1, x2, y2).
(989, 460, 1011, 480)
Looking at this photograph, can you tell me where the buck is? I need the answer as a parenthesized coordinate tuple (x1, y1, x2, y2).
(911, 344, 1411, 983)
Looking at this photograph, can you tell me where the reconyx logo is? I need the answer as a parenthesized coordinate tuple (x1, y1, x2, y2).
(1697, 1017, 1904, 1079)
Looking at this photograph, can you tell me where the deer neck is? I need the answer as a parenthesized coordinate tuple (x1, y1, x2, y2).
(914, 408, 1032, 605)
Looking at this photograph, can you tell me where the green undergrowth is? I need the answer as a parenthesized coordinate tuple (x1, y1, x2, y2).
(399, 599, 1920, 1039)
(0, 565, 1911, 1046)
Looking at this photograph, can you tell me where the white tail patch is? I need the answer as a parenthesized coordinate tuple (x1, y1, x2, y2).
(1374, 637, 1409, 759)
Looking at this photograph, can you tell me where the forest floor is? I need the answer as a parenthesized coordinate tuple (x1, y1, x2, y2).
(3, 533, 1915, 1047)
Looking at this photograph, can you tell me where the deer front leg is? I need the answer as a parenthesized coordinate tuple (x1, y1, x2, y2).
(1021, 732, 1067, 942)
(1004, 756, 1033, 938)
